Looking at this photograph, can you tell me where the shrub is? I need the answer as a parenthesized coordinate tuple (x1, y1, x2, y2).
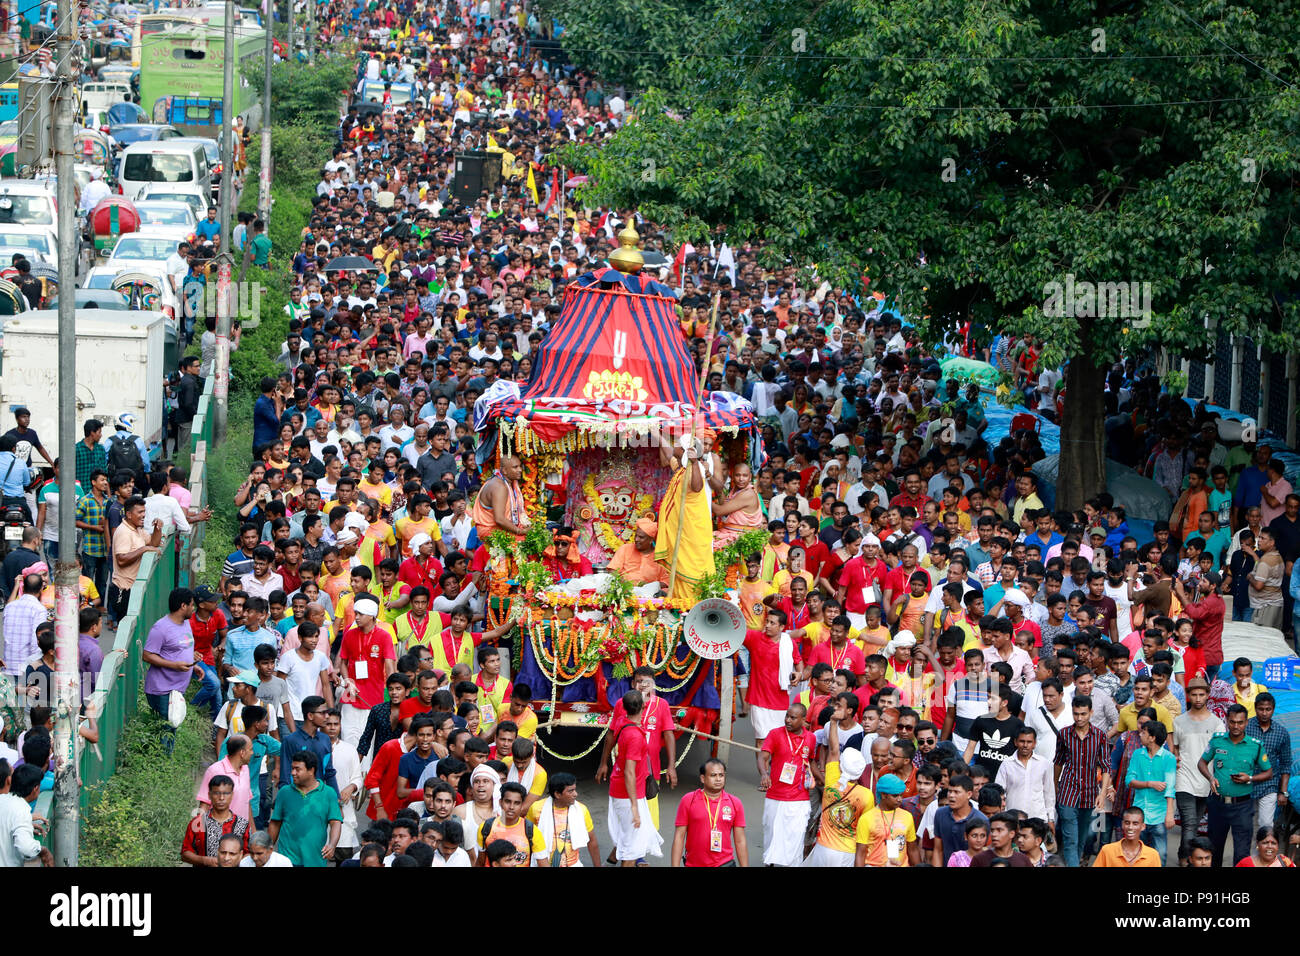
(81, 691, 210, 867)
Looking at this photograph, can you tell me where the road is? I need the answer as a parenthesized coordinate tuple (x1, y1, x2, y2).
(539, 711, 768, 867)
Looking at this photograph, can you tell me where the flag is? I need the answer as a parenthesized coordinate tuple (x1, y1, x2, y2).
(487, 133, 499, 150)
(671, 241, 694, 284)
(715, 243, 736, 285)
(526, 164, 539, 205)
(539, 167, 560, 214)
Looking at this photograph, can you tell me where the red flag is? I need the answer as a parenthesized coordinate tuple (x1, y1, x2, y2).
(539, 167, 560, 214)
(671, 242, 693, 284)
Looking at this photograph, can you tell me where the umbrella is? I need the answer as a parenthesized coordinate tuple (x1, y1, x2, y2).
(324, 256, 377, 272)
(563, 175, 588, 187)
(641, 251, 669, 267)
(28, 264, 57, 281)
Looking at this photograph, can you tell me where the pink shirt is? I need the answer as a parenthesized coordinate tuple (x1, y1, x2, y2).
(196, 756, 253, 821)
(170, 484, 193, 510)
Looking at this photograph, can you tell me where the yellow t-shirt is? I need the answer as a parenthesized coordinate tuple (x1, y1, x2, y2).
(358, 479, 394, 510)
(477, 674, 510, 725)
(1234, 681, 1264, 718)
(855, 805, 916, 867)
(772, 569, 814, 598)
(395, 515, 442, 557)
(527, 801, 595, 868)
(817, 760, 875, 854)
(507, 705, 538, 740)
(854, 625, 891, 655)
(1117, 701, 1174, 734)
(513, 761, 548, 801)
(475, 816, 546, 866)
(737, 578, 776, 630)
(377, 582, 411, 625)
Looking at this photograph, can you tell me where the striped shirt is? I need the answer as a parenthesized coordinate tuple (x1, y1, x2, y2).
(1053, 724, 1109, 808)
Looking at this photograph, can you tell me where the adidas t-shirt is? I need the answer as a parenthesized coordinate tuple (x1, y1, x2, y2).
(966, 715, 1023, 772)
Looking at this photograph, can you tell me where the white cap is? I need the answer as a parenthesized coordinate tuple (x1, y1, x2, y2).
(343, 512, 370, 532)
(862, 533, 881, 547)
(336, 530, 359, 546)
(353, 596, 381, 618)
(409, 532, 432, 551)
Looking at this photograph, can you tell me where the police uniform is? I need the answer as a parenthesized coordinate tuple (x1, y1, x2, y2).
(1200, 731, 1271, 867)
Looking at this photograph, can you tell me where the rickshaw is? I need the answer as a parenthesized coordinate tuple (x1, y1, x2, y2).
(110, 269, 170, 316)
(0, 278, 29, 316)
(74, 128, 114, 169)
(89, 196, 140, 257)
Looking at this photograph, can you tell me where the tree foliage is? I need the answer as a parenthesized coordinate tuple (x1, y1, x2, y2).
(552, 0, 1300, 504)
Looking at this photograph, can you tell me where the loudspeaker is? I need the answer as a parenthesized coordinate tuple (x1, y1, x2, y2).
(683, 598, 746, 659)
(453, 152, 485, 203)
(481, 151, 503, 193)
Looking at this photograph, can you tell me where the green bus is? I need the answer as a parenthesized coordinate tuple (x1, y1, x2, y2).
(139, 23, 265, 139)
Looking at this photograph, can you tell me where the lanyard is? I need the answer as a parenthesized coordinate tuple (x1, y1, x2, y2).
(441, 627, 463, 665)
(784, 731, 803, 769)
(830, 642, 850, 671)
(701, 790, 723, 830)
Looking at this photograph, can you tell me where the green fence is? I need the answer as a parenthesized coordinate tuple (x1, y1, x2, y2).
(34, 377, 217, 861)
(78, 536, 178, 811)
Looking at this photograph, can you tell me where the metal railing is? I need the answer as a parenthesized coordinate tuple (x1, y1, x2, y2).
(33, 377, 216, 861)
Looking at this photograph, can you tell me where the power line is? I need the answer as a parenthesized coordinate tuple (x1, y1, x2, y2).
(663, 91, 1287, 115)
(1159, 0, 1296, 90)
(544, 44, 1285, 65)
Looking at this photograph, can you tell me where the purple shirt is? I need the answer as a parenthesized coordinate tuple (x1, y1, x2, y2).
(78, 633, 103, 703)
(143, 615, 196, 696)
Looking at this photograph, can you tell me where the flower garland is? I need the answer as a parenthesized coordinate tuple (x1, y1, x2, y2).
(525, 603, 703, 686)
(534, 725, 611, 762)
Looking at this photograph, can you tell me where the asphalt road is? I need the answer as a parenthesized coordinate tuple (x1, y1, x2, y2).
(537, 711, 769, 867)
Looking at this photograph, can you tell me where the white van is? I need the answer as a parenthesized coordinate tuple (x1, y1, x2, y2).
(118, 141, 211, 202)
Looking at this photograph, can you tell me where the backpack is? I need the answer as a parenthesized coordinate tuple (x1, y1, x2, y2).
(106, 433, 144, 478)
(480, 815, 535, 854)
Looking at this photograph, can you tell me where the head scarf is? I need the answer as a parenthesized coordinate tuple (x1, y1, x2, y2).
(470, 762, 502, 814)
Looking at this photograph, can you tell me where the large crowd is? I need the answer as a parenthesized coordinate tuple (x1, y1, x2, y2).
(0, 0, 1298, 871)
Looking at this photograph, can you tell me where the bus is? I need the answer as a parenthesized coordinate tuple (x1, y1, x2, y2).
(132, 8, 221, 67)
(138, 23, 265, 139)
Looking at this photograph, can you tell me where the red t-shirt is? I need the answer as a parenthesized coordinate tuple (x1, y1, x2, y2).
(189, 608, 227, 666)
(277, 564, 303, 594)
(674, 788, 746, 866)
(743, 629, 803, 711)
(1013, 618, 1042, 650)
(608, 723, 649, 800)
(806, 640, 866, 677)
(609, 695, 673, 777)
(398, 554, 443, 594)
(801, 540, 831, 580)
(840, 556, 888, 614)
(339, 624, 397, 709)
(923, 659, 967, 730)
(761, 727, 815, 801)
(853, 680, 899, 716)
(398, 696, 433, 725)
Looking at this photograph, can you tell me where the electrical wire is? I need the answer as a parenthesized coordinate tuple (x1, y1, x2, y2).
(544, 45, 1287, 65)
(1158, 0, 1296, 90)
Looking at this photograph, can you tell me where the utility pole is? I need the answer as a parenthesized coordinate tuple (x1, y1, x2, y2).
(307, 0, 314, 65)
(214, 0, 236, 444)
(52, 0, 80, 867)
(285, 0, 293, 64)
(259, 0, 272, 223)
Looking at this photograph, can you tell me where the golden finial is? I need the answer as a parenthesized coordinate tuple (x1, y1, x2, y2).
(608, 222, 644, 274)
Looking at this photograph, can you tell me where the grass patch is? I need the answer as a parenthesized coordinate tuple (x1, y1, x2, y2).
(81, 692, 211, 867)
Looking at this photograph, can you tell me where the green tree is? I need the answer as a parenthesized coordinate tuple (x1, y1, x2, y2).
(556, 0, 1300, 507)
